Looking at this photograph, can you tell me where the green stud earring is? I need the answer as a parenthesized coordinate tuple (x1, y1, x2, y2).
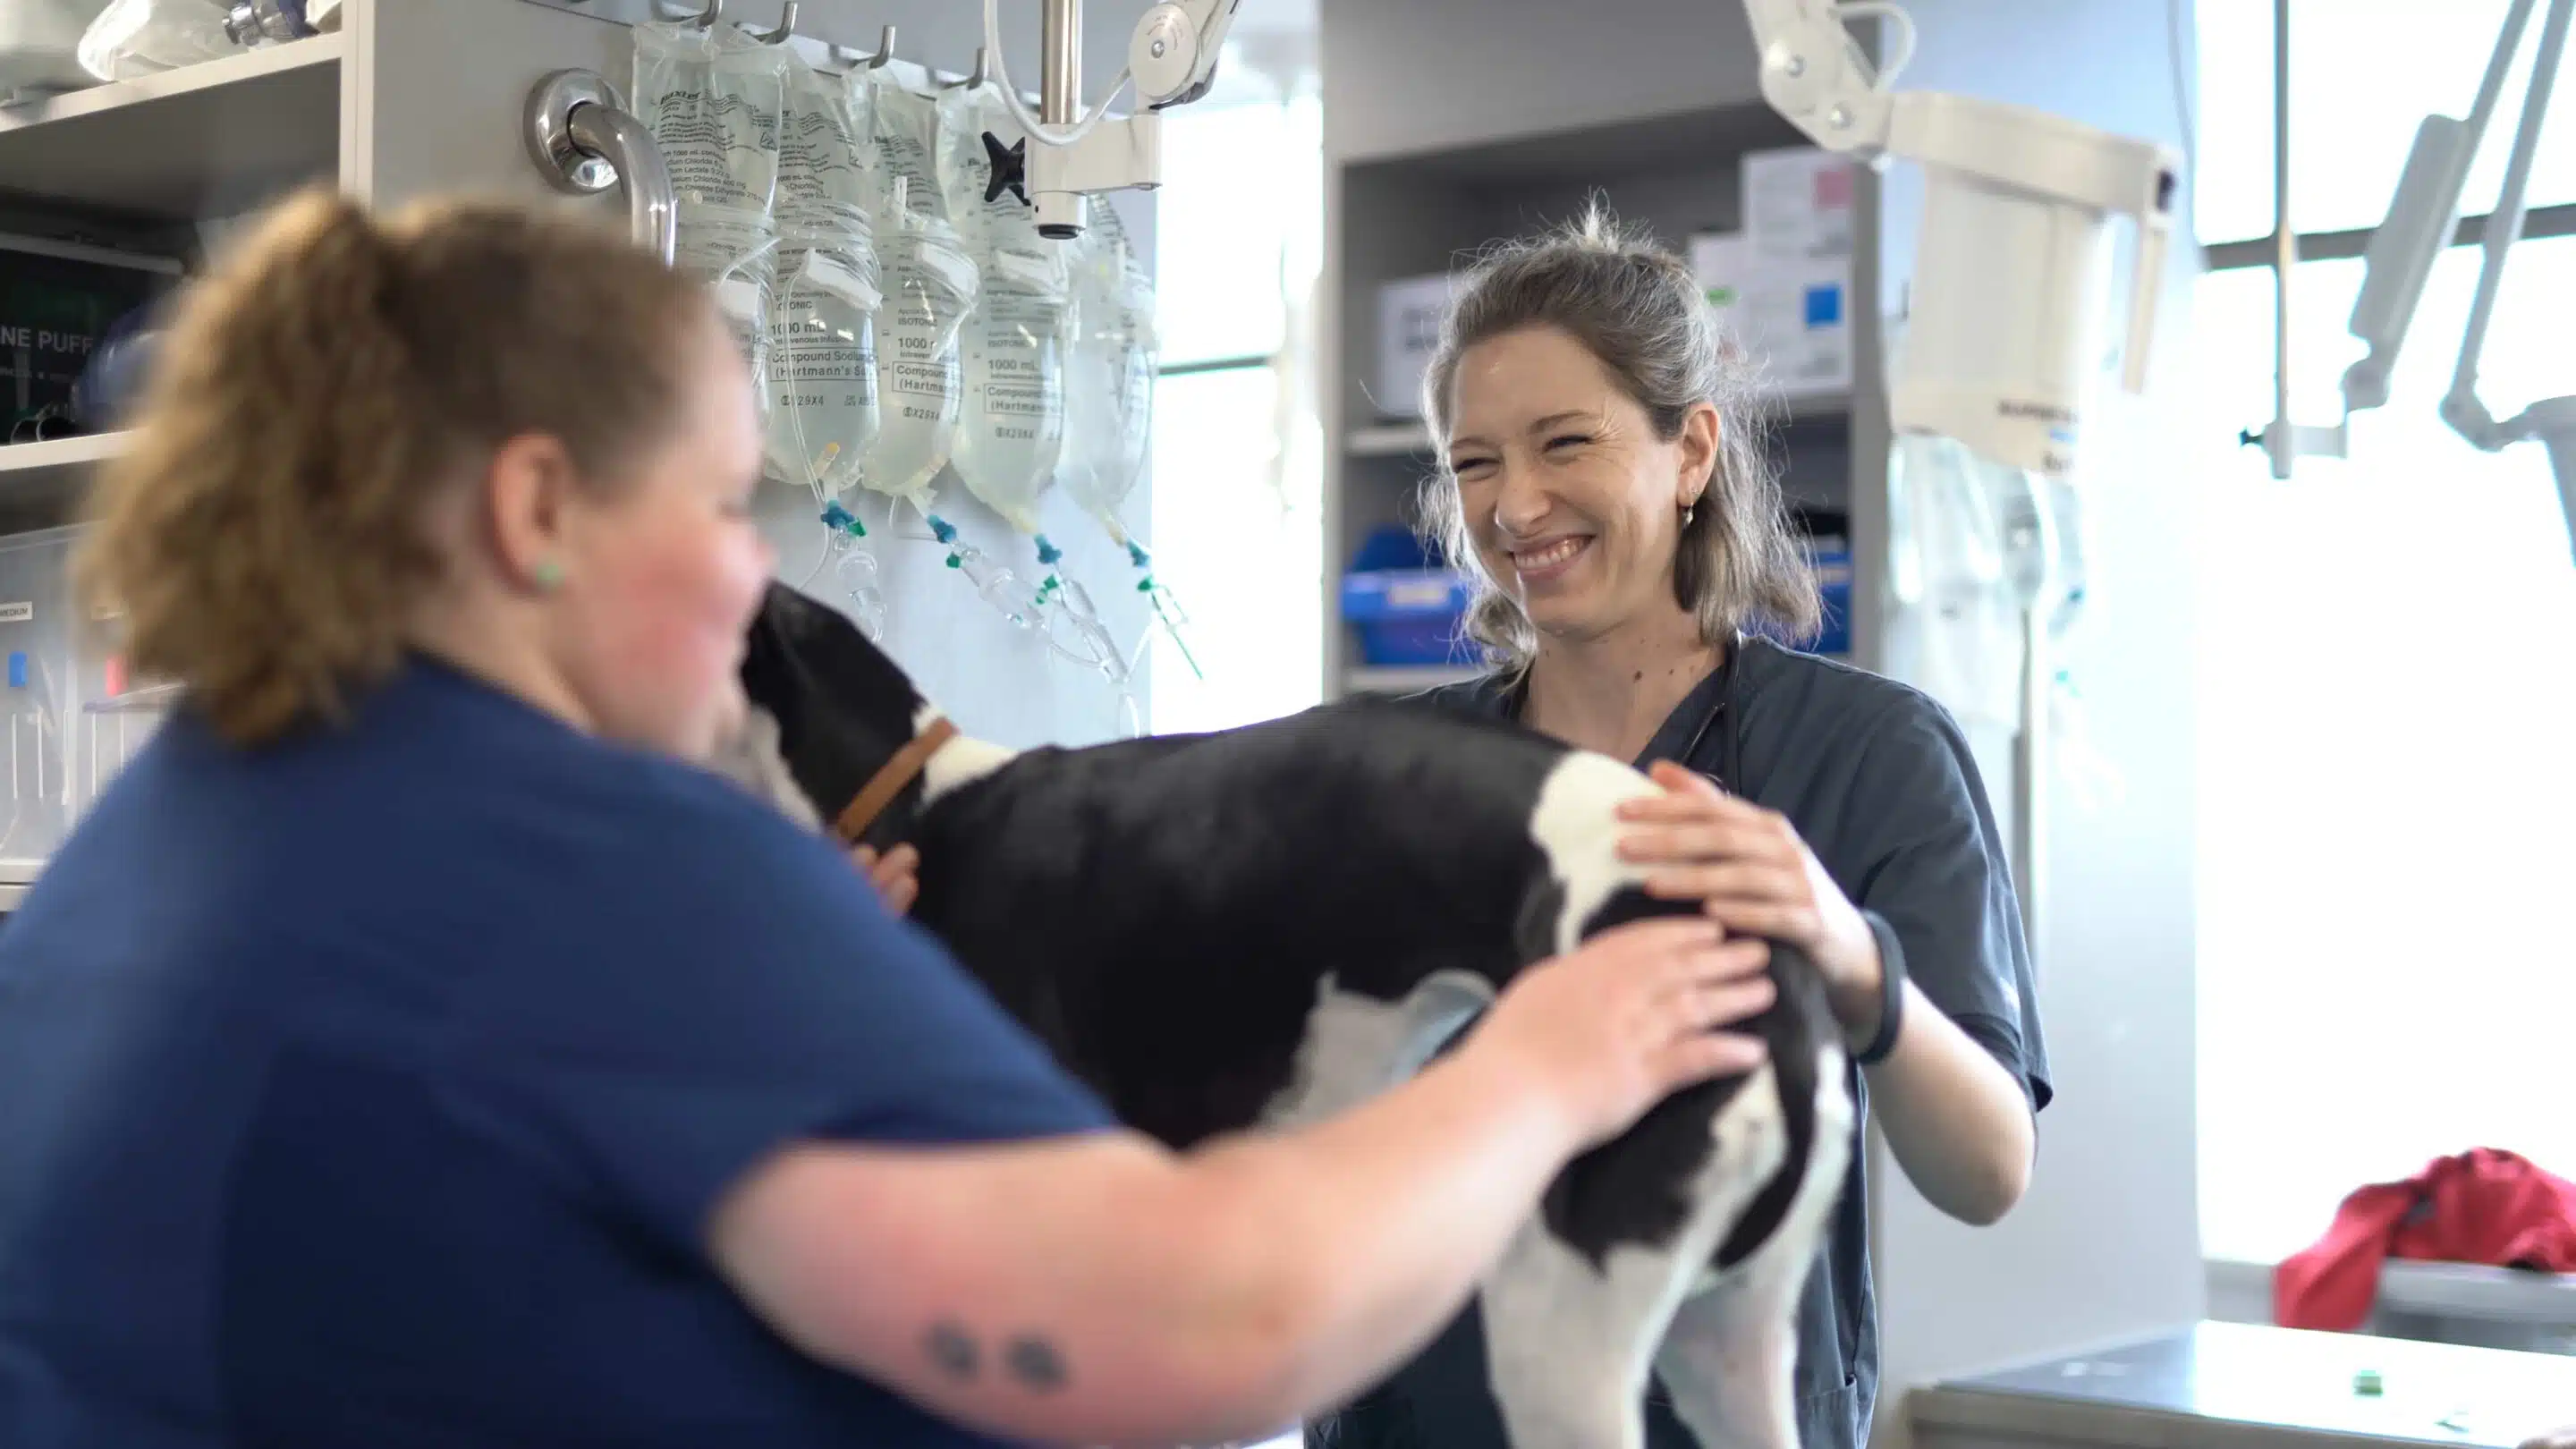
(531, 559, 566, 592)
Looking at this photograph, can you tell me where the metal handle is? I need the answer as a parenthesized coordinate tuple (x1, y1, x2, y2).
(524, 69, 679, 267)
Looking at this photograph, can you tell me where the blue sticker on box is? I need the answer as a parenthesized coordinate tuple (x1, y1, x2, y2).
(1803, 283, 1843, 329)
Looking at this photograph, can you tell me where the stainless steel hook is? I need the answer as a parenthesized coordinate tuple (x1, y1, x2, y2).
(749, 0, 797, 43)
(830, 23, 897, 70)
(939, 45, 989, 89)
(691, 0, 723, 27)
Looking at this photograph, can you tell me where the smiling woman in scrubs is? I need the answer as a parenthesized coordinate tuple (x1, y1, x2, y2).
(0, 191, 1786, 1449)
(1317, 212, 2053, 1449)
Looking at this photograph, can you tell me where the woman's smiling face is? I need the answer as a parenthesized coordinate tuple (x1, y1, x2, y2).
(1444, 324, 1717, 645)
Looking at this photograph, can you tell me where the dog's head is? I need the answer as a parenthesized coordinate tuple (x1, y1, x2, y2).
(735, 580, 954, 851)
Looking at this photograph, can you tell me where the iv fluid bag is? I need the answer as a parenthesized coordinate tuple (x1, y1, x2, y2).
(869, 78, 947, 226)
(1887, 432, 2024, 731)
(770, 240, 882, 496)
(859, 214, 979, 503)
(939, 84, 1030, 254)
(632, 18, 786, 221)
(945, 86, 1067, 536)
(675, 205, 779, 429)
(1061, 199, 1158, 526)
(767, 52, 882, 494)
(952, 249, 1070, 534)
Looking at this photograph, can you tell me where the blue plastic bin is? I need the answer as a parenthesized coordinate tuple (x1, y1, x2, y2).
(1340, 526, 1480, 666)
(1750, 533, 1852, 656)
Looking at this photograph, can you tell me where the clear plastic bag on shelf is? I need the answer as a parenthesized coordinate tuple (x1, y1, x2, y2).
(78, 0, 237, 82)
(1, 0, 113, 99)
(631, 15, 787, 219)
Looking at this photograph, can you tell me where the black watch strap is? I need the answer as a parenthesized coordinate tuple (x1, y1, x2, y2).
(1853, 910, 1907, 1066)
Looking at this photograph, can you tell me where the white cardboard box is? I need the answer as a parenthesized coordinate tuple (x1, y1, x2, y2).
(1691, 226, 1852, 401)
(1374, 273, 1454, 420)
(1742, 145, 1858, 267)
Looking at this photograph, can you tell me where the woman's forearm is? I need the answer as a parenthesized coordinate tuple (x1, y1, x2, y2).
(712, 1036, 1594, 1448)
(1852, 980, 2034, 1224)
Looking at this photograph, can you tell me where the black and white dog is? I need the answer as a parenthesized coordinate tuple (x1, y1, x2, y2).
(724, 580, 1853, 1449)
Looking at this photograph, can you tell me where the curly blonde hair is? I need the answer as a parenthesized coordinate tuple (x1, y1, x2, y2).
(78, 187, 716, 747)
(1418, 206, 1818, 671)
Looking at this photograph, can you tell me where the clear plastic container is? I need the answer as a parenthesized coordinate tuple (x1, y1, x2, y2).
(72, 591, 164, 827)
(0, 526, 81, 882)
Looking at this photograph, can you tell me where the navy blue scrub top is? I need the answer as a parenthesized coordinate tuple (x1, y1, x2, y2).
(1316, 636, 2053, 1449)
(0, 656, 1113, 1449)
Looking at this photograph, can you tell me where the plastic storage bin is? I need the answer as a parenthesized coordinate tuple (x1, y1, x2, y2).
(0, 525, 81, 882)
(73, 597, 165, 823)
(1748, 527, 1852, 657)
(1339, 525, 1479, 667)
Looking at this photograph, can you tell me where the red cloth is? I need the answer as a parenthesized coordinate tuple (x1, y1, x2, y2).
(2275, 1148, 2576, 1331)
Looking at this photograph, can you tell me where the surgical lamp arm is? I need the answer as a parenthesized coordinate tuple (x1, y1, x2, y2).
(2441, 0, 2573, 452)
(2340, 0, 2572, 448)
(1741, 0, 2181, 445)
(2333, 0, 2576, 559)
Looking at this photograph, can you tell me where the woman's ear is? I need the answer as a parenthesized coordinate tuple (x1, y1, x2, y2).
(481, 431, 582, 595)
(1676, 402, 1722, 509)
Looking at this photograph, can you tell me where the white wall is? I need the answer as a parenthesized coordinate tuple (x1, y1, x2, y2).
(354, 0, 1155, 750)
(1317, 0, 1764, 162)
(1866, 1, 2205, 1438)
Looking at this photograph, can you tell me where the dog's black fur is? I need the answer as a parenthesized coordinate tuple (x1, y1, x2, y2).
(737, 580, 1847, 1445)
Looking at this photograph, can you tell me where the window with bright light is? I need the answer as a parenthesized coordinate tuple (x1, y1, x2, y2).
(1144, 87, 1327, 735)
(2191, 3, 2576, 1267)
(2193, 0, 2576, 245)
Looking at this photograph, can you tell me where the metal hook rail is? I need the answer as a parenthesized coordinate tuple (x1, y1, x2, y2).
(512, 0, 990, 86)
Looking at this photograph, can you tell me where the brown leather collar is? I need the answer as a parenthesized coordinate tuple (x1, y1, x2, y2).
(832, 717, 960, 844)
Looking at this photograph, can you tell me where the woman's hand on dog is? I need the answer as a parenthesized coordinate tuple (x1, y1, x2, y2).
(1473, 918, 1774, 1150)
(851, 843, 920, 917)
(1617, 760, 1886, 1040)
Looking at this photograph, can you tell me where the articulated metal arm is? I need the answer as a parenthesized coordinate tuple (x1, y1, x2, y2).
(985, 0, 1242, 239)
(1739, 0, 2179, 478)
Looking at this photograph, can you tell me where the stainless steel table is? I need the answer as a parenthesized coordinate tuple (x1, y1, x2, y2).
(1911, 1321, 2576, 1449)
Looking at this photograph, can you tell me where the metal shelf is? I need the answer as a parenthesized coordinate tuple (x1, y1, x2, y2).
(1343, 663, 1484, 694)
(0, 432, 127, 521)
(0, 36, 344, 221)
(1346, 422, 1436, 457)
(1345, 393, 1850, 461)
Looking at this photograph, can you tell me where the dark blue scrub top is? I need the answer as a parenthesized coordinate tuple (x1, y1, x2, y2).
(0, 656, 1112, 1448)
(1317, 637, 2053, 1449)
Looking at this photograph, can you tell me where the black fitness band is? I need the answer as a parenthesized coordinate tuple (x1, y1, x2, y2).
(1852, 910, 1907, 1066)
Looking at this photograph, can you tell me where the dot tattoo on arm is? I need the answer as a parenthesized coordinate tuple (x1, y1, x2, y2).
(1004, 1334, 1069, 1392)
(925, 1321, 980, 1379)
